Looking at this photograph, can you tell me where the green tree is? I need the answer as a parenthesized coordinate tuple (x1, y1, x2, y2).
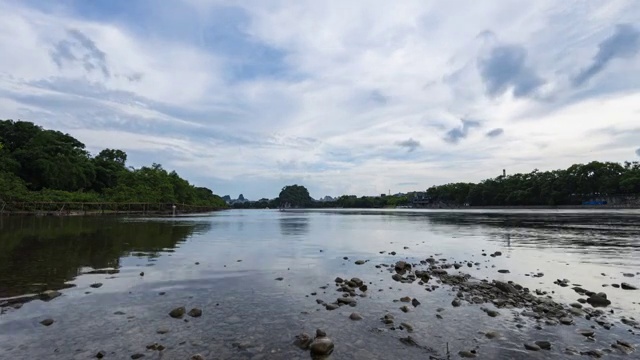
(278, 185, 312, 207)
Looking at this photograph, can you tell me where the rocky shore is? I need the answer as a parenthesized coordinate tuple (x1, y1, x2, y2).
(291, 251, 639, 359)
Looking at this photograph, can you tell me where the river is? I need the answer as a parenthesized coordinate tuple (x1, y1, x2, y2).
(0, 209, 639, 359)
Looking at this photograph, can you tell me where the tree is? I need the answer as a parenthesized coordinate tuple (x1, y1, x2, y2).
(278, 185, 312, 207)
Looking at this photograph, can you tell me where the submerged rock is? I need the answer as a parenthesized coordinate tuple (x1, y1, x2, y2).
(40, 290, 61, 301)
(190, 355, 205, 360)
(621, 282, 637, 290)
(349, 312, 363, 321)
(355, 260, 366, 265)
(188, 308, 202, 317)
(40, 318, 54, 326)
(169, 307, 186, 319)
(90, 283, 103, 288)
(524, 343, 541, 351)
(535, 341, 551, 350)
(309, 329, 334, 357)
(587, 293, 611, 307)
(459, 350, 477, 358)
(293, 333, 312, 350)
(96, 350, 106, 358)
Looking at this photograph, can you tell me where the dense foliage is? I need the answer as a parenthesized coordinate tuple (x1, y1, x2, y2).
(0, 120, 226, 208)
(425, 161, 640, 206)
(278, 184, 312, 207)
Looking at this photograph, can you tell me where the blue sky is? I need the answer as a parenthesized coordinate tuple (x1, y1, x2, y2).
(1, 1, 640, 199)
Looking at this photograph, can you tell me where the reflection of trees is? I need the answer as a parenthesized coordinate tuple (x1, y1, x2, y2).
(0, 216, 210, 298)
(279, 214, 309, 237)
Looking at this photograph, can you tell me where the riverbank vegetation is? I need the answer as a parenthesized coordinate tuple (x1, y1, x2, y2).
(0, 120, 226, 208)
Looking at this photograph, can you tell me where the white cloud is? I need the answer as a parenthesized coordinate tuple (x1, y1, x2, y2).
(1, 0, 640, 199)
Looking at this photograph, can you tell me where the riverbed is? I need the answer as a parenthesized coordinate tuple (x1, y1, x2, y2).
(0, 209, 639, 359)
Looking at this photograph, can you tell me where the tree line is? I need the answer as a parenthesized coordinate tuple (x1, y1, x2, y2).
(0, 120, 226, 208)
(425, 161, 640, 206)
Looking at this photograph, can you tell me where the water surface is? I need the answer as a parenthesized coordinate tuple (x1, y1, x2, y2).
(1, 210, 639, 359)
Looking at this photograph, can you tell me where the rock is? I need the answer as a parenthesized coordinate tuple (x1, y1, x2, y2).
(535, 341, 551, 350)
(580, 349, 604, 357)
(400, 296, 411, 303)
(90, 283, 103, 288)
(452, 298, 461, 307)
(169, 307, 186, 319)
(560, 317, 573, 325)
(587, 294, 611, 307)
(275, 277, 284, 281)
(335, 277, 344, 283)
(139, 272, 144, 276)
(337, 297, 356, 306)
(156, 328, 170, 334)
(459, 350, 477, 358)
(621, 282, 637, 290)
(309, 329, 334, 357)
(411, 298, 420, 307)
(494, 281, 518, 294)
(293, 333, 312, 350)
(359, 285, 368, 292)
(190, 355, 205, 360)
(497, 269, 510, 274)
(570, 303, 583, 309)
(400, 305, 410, 313)
(578, 329, 595, 337)
(131, 354, 145, 359)
(96, 351, 106, 359)
(188, 308, 202, 317)
(390, 251, 396, 255)
(524, 343, 541, 351)
(623, 273, 635, 277)
(494, 251, 502, 256)
(343, 257, 349, 260)
(349, 312, 363, 321)
(355, 260, 366, 265)
(325, 304, 339, 310)
(485, 331, 500, 339)
(146, 343, 165, 351)
(400, 322, 414, 332)
(395, 261, 409, 272)
(40, 318, 54, 326)
(485, 309, 500, 317)
(40, 290, 61, 301)
(399, 336, 419, 347)
(612, 283, 620, 288)
(351, 278, 364, 287)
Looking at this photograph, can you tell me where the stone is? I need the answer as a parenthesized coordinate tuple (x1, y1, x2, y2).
(535, 341, 551, 350)
(190, 355, 205, 360)
(400, 322, 414, 332)
(355, 260, 366, 265)
(309, 330, 334, 357)
(334, 277, 344, 283)
(497, 269, 510, 274)
(90, 283, 103, 288)
(139, 272, 144, 276)
(131, 354, 145, 359)
(399, 336, 419, 347)
(623, 273, 635, 277)
(621, 282, 637, 290)
(156, 328, 170, 334)
(349, 312, 363, 321)
(452, 298, 461, 307)
(40, 318, 54, 326)
(524, 343, 541, 351)
(40, 290, 61, 301)
(411, 298, 420, 307)
(400, 305, 410, 313)
(169, 306, 186, 319)
(96, 351, 106, 358)
(188, 308, 202, 317)
(459, 350, 477, 358)
(359, 285, 368, 292)
(485, 331, 500, 339)
(325, 304, 339, 310)
(559, 317, 573, 325)
(570, 303, 583, 309)
(395, 261, 409, 272)
(351, 278, 364, 287)
(337, 297, 356, 306)
(578, 329, 595, 337)
(485, 309, 500, 317)
(293, 333, 312, 350)
(400, 296, 411, 302)
(587, 294, 611, 307)
(275, 277, 284, 281)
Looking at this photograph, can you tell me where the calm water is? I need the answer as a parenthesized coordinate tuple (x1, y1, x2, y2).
(1, 209, 639, 359)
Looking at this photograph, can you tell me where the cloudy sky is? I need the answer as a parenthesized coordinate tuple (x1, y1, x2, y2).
(1, 1, 640, 199)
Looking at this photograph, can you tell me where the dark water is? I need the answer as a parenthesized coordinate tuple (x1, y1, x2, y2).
(0, 209, 639, 359)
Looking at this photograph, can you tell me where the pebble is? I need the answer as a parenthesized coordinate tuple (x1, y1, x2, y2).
(485, 331, 500, 339)
(535, 341, 551, 350)
(190, 355, 205, 360)
(411, 298, 420, 307)
(90, 283, 103, 288)
(578, 329, 595, 337)
(497, 269, 510, 274)
(40, 318, 54, 326)
(349, 312, 363, 321)
(355, 260, 365, 265)
(459, 350, 477, 358)
(275, 277, 284, 281)
(169, 307, 186, 319)
(524, 343, 541, 351)
(621, 282, 637, 290)
(309, 329, 334, 356)
(452, 298, 461, 307)
(131, 354, 145, 359)
(400, 305, 410, 313)
(96, 350, 106, 358)
(188, 308, 202, 317)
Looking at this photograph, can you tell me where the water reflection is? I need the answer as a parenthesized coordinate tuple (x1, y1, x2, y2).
(279, 213, 310, 237)
(0, 216, 210, 298)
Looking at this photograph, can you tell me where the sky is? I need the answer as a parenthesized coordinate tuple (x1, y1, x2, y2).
(1, 1, 640, 200)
